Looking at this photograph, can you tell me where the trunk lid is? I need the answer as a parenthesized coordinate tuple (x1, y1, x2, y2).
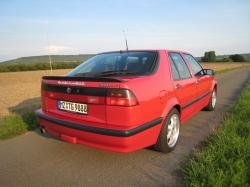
(41, 76, 123, 128)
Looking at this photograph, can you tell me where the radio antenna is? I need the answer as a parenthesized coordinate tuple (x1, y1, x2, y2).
(123, 30, 128, 51)
(46, 33, 53, 72)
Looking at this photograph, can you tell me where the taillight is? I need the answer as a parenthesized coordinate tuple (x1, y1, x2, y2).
(41, 94, 47, 111)
(106, 89, 138, 107)
(41, 81, 47, 111)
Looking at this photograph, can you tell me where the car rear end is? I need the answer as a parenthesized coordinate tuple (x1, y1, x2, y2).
(36, 51, 163, 152)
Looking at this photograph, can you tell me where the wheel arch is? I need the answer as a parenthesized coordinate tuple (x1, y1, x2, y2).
(212, 80, 218, 93)
(173, 104, 181, 115)
(161, 97, 181, 120)
(214, 83, 218, 93)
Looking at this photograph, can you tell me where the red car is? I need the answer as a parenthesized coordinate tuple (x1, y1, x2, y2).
(36, 50, 217, 153)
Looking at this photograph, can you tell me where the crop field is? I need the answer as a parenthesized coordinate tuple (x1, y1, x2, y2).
(0, 69, 69, 116)
(0, 62, 249, 117)
(200, 62, 250, 71)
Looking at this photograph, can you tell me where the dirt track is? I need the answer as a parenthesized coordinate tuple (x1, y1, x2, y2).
(0, 68, 249, 187)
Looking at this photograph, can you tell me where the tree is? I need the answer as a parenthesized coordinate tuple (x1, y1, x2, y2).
(209, 51, 216, 62)
(202, 52, 209, 62)
(229, 54, 246, 62)
(202, 51, 216, 62)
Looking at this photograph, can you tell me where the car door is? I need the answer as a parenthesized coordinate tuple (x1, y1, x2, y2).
(183, 53, 212, 98)
(168, 52, 198, 121)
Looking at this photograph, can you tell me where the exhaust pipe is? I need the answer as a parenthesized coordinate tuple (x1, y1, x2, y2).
(40, 126, 46, 134)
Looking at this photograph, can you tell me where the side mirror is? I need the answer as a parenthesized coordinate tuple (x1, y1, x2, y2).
(203, 69, 215, 76)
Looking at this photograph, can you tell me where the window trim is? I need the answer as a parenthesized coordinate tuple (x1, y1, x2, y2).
(183, 53, 203, 76)
(169, 52, 192, 80)
(169, 57, 181, 81)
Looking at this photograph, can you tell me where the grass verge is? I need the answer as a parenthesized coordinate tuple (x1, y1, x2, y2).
(0, 111, 38, 140)
(182, 81, 250, 186)
(215, 65, 250, 74)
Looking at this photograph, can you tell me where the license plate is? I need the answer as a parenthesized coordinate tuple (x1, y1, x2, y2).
(58, 100, 88, 115)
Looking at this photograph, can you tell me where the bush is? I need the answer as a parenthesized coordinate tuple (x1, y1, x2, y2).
(0, 111, 38, 139)
(216, 57, 233, 62)
(229, 54, 246, 62)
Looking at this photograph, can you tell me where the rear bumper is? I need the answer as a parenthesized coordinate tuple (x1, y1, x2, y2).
(35, 109, 163, 152)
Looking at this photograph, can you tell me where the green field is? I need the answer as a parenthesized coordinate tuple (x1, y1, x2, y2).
(1, 54, 93, 64)
(182, 82, 250, 187)
(0, 54, 93, 72)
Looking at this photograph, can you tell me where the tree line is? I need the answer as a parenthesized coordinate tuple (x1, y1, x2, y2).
(0, 61, 81, 72)
(202, 51, 246, 62)
(0, 52, 248, 73)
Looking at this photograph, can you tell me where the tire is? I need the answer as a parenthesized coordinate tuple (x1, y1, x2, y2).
(154, 108, 180, 153)
(204, 89, 217, 111)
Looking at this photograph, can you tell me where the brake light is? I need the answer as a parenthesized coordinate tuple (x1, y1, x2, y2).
(41, 81, 47, 111)
(106, 89, 138, 106)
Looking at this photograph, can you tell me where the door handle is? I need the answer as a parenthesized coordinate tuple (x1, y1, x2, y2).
(175, 84, 182, 89)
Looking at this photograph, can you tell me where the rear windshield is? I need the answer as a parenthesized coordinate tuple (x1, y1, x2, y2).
(67, 51, 158, 77)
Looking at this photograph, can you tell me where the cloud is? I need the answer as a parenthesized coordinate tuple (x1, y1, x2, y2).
(45, 45, 76, 54)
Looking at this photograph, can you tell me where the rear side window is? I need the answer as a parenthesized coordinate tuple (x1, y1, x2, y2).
(169, 53, 191, 79)
(169, 57, 180, 80)
(184, 54, 203, 75)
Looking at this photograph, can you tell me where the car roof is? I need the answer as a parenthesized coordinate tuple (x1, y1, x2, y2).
(99, 49, 190, 54)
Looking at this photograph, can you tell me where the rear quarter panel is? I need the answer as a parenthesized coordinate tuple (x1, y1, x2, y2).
(106, 51, 173, 129)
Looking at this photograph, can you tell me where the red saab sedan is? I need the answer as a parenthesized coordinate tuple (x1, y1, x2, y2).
(36, 50, 217, 153)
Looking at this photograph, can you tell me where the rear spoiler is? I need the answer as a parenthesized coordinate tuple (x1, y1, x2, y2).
(42, 76, 123, 82)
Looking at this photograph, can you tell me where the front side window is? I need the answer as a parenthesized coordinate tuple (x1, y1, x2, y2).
(184, 54, 203, 75)
(67, 52, 158, 77)
(169, 53, 191, 79)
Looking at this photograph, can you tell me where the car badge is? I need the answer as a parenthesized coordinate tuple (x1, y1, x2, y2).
(66, 87, 72, 94)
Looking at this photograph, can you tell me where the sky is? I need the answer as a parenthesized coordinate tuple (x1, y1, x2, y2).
(0, 0, 249, 62)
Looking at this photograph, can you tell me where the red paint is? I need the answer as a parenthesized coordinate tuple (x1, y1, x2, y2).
(36, 50, 217, 152)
